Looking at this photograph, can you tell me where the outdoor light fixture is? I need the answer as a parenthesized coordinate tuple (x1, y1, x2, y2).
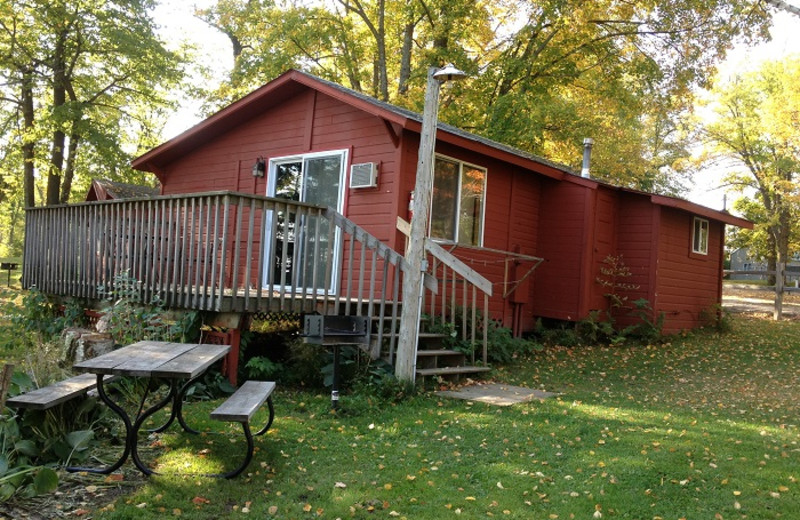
(252, 156, 266, 177)
(396, 62, 469, 384)
(432, 63, 467, 82)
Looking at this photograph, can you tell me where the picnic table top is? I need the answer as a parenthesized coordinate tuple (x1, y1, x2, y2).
(73, 340, 230, 379)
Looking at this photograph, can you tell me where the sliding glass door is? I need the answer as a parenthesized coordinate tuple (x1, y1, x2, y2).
(264, 151, 347, 293)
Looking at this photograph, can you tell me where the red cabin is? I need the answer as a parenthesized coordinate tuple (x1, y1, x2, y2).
(132, 70, 748, 335)
(23, 70, 751, 380)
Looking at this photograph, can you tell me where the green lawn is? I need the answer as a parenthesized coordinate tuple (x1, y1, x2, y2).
(14, 315, 800, 519)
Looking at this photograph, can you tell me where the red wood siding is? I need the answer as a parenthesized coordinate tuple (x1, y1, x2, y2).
(587, 188, 619, 313)
(613, 194, 658, 329)
(505, 170, 542, 331)
(159, 88, 403, 294)
(654, 208, 723, 333)
(531, 179, 590, 321)
(161, 89, 400, 248)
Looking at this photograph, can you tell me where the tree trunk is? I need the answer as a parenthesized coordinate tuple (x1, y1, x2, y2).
(398, 7, 416, 96)
(21, 66, 36, 208)
(46, 31, 68, 206)
(375, 0, 388, 101)
(60, 130, 81, 204)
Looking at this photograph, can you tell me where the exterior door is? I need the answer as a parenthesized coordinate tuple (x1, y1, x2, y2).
(265, 151, 346, 293)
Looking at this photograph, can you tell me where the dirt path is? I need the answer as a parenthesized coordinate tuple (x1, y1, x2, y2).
(722, 283, 800, 317)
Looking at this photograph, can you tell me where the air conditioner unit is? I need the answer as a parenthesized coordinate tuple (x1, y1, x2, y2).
(350, 162, 379, 188)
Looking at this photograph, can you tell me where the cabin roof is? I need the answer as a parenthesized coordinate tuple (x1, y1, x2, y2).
(132, 69, 751, 229)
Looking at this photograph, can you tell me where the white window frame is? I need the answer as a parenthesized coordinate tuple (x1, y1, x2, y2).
(692, 217, 709, 255)
(429, 154, 487, 247)
(263, 149, 349, 293)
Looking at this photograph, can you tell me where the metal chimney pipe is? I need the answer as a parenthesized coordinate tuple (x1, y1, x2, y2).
(581, 138, 594, 178)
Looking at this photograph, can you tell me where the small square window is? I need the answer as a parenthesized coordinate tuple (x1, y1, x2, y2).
(692, 217, 709, 255)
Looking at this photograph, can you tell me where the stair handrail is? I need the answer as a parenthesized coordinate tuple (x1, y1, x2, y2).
(397, 217, 493, 365)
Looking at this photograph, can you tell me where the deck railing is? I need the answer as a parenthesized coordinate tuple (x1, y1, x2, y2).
(23, 191, 494, 363)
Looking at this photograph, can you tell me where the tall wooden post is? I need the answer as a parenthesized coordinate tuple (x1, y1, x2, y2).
(395, 69, 442, 384)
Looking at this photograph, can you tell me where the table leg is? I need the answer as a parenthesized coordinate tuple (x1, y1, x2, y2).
(148, 375, 204, 435)
(147, 381, 180, 433)
(130, 383, 175, 476)
(66, 374, 131, 475)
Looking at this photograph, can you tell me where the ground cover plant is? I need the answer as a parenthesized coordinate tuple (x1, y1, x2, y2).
(0, 314, 785, 519)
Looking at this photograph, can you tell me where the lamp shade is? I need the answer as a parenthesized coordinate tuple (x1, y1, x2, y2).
(433, 63, 467, 82)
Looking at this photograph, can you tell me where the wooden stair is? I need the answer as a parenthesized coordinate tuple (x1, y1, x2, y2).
(368, 316, 491, 381)
(413, 334, 491, 380)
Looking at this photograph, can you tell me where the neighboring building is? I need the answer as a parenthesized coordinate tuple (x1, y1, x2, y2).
(85, 178, 160, 201)
(729, 248, 800, 284)
(126, 69, 751, 334)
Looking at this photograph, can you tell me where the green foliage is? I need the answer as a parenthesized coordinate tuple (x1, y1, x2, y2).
(565, 254, 667, 347)
(351, 359, 414, 403)
(425, 310, 542, 364)
(245, 356, 284, 381)
(482, 320, 543, 364)
(195, 0, 772, 196)
(699, 304, 733, 333)
(0, 0, 187, 209)
(0, 416, 58, 501)
(0, 288, 79, 352)
(97, 271, 200, 346)
(698, 56, 800, 271)
(1, 367, 111, 500)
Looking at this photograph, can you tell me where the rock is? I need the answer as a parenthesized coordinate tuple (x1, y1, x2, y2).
(61, 327, 113, 364)
(79, 333, 114, 361)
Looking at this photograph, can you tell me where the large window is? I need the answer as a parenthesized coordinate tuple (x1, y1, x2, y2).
(692, 217, 709, 255)
(430, 156, 486, 246)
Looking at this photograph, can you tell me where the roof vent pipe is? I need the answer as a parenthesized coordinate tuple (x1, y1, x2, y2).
(581, 138, 594, 178)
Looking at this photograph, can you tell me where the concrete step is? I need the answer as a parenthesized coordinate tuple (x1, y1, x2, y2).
(415, 365, 492, 378)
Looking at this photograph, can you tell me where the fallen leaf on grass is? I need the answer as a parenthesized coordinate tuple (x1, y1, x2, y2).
(192, 496, 211, 505)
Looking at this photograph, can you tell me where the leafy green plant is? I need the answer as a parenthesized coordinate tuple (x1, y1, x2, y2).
(699, 303, 733, 332)
(97, 271, 200, 345)
(0, 288, 84, 353)
(0, 415, 59, 501)
(1, 369, 110, 500)
(351, 359, 414, 403)
(425, 309, 541, 363)
(627, 297, 665, 343)
(245, 355, 284, 380)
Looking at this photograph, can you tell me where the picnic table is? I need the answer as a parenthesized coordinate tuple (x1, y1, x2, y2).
(69, 340, 230, 476)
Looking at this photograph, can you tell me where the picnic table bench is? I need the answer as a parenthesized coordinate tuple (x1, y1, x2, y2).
(210, 380, 276, 478)
(5, 373, 117, 411)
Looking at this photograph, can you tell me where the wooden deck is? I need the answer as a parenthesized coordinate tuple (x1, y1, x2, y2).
(23, 191, 494, 366)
